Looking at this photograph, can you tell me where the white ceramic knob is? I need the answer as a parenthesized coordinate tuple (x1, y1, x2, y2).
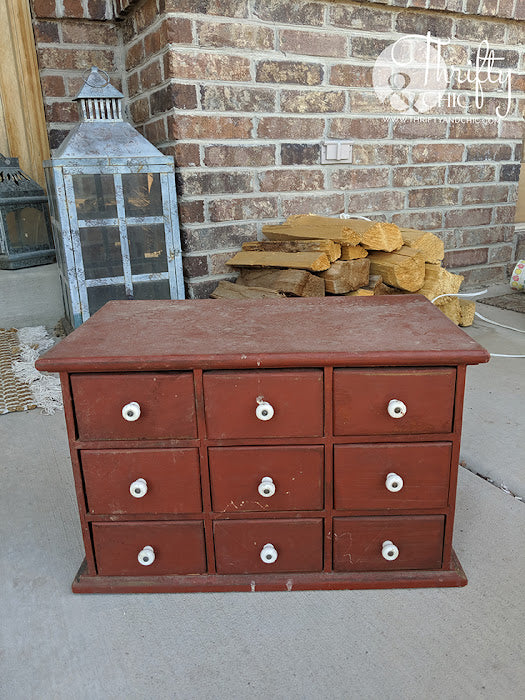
(387, 399, 407, 419)
(258, 476, 276, 498)
(385, 472, 404, 493)
(130, 478, 148, 498)
(255, 399, 274, 421)
(260, 543, 278, 564)
(382, 540, 399, 561)
(138, 545, 155, 566)
(122, 401, 141, 422)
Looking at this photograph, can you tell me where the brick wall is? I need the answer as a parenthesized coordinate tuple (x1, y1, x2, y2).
(32, 0, 525, 297)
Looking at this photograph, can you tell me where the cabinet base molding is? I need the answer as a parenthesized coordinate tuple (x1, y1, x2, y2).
(72, 550, 467, 594)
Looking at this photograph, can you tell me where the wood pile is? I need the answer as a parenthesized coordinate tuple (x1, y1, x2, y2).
(210, 214, 472, 326)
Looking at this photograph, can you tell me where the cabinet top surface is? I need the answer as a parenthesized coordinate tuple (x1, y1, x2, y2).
(37, 296, 489, 372)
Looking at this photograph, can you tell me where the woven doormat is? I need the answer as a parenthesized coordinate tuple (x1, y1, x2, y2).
(0, 328, 36, 413)
(480, 293, 525, 314)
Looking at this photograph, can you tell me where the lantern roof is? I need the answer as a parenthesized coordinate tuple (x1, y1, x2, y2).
(74, 66, 124, 101)
(0, 154, 46, 202)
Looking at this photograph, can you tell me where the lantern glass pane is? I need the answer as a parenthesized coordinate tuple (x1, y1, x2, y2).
(122, 173, 163, 217)
(128, 224, 167, 275)
(5, 206, 49, 251)
(87, 284, 128, 315)
(79, 225, 123, 279)
(132, 280, 171, 300)
(73, 174, 117, 220)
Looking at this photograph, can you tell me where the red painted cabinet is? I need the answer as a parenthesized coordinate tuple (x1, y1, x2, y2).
(35, 297, 489, 593)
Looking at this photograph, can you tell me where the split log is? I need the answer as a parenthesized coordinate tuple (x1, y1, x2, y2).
(237, 268, 325, 297)
(339, 244, 368, 260)
(346, 274, 384, 296)
(459, 299, 476, 327)
(368, 246, 425, 292)
(342, 218, 403, 252)
(434, 296, 461, 325)
(226, 250, 331, 272)
(242, 239, 341, 262)
(318, 259, 370, 294)
(346, 288, 374, 297)
(263, 215, 361, 245)
(399, 228, 444, 264)
(417, 263, 464, 301)
(210, 280, 284, 299)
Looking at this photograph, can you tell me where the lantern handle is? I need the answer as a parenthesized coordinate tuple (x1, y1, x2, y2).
(82, 66, 110, 88)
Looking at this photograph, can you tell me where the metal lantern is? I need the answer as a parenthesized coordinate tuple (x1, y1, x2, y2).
(0, 154, 54, 269)
(43, 66, 184, 329)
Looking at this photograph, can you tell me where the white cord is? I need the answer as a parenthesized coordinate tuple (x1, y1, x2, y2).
(430, 290, 525, 358)
(340, 214, 372, 221)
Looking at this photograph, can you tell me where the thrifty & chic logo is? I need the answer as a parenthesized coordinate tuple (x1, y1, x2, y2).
(373, 33, 514, 118)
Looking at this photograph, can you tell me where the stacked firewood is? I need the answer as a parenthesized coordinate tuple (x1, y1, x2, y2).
(210, 214, 474, 327)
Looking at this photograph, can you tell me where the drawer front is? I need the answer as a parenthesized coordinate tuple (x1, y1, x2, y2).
(71, 372, 197, 440)
(333, 442, 452, 510)
(209, 446, 324, 512)
(214, 519, 323, 574)
(333, 516, 444, 571)
(203, 370, 323, 439)
(82, 449, 202, 515)
(333, 368, 456, 436)
(92, 522, 206, 576)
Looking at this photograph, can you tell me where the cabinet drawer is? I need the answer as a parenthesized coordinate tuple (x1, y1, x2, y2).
(334, 442, 451, 510)
(214, 519, 323, 574)
(71, 372, 197, 440)
(203, 370, 323, 439)
(81, 449, 202, 515)
(333, 368, 456, 435)
(209, 446, 324, 512)
(333, 516, 444, 571)
(92, 522, 206, 576)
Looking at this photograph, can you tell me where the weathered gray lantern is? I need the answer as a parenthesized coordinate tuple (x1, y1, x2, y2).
(44, 66, 184, 329)
(0, 154, 54, 269)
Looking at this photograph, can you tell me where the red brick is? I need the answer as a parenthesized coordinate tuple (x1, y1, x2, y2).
(352, 144, 409, 166)
(443, 248, 488, 268)
(210, 252, 236, 276)
(87, 0, 110, 20)
(48, 128, 69, 150)
(493, 205, 516, 223)
(38, 47, 116, 71)
(330, 64, 372, 88)
(62, 20, 118, 44)
(258, 117, 324, 140)
(251, 0, 323, 26)
(450, 265, 507, 287)
(169, 115, 252, 140)
(329, 118, 389, 139)
(144, 118, 167, 145)
(455, 18, 506, 43)
(412, 143, 464, 163)
(162, 18, 193, 45)
(462, 185, 510, 205)
(500, 121, 525, 140)
(40, 75, 66, 98)
(393, 119, 448, 139)
(181, 223, 257, 257)
(44, 101, 78, 123)
(201, 86, 275, 112)
(396, 12, 454, 38)
(488, 244, 513, 263)
(281, 193, 345, 218)
(126, 40, 145, 71)
(198, 21, 273, 50)
(457, 226, 508, 247)
(256, 60, 323, 85)
(331, 167, 390, 190)
(447, 164, 496, 184)
(182, 254, 209, 279)
(186, 278, 228, 300)
(350, 92, 393, 115)
(179, 201, 205, 224)
(140, 60, 162, 90)
(258, 169, 324, 192)
(127, 71, 140, 98)
(393, 166, 447, 188)
(164, 143, 200, 168)
(63, 0, 85, 18)
(32, 0, 58, 18)
(209, 197, 278, 222)
(144, 28, 163, 58)
(279, 30, 347, 58)
(165, 52, 251, 81)
(346, 190, 406, 213)
(280, 90, 345, 113)
(177, 172, 253, 197)
(204, 145, 275, 167)
(449, 119, 498, 139)
(391, 211, 443, 230)
(281, 144, 320, 166)
(466, 144, 513, 161)
(330, 4, 392, 31)
(444, 207, 492, 227)
(161, 0, 249, 18)
(134, 0, 157, 33)
(129, 97, 149, 124)
(409, 188, 459, 208)
(33, 20, 59, 43)
(151, 84, 197, 114)
(351, 36, 391, 60)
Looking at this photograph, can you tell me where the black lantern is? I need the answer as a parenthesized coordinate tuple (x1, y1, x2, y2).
(0, 154, 55, 269)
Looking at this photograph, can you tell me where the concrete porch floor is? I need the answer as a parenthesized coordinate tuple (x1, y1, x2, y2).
(1, 298, 524, 699)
